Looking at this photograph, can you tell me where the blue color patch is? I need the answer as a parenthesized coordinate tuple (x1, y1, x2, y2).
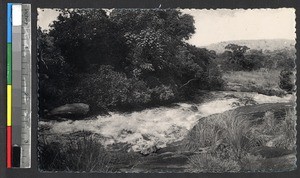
(7, 3, 12, 43)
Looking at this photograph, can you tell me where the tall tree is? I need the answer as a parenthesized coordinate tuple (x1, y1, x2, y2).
(110, 9, 197, 88)
(225, 44, 250, 70)
(49, 9, 128, 72)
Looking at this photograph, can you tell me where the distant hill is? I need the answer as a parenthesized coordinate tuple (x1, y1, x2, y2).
(203, 39, 295, 54)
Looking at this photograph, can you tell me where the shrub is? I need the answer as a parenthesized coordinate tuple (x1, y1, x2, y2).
(206, 62, 224, 90)
(62, 65, 184, 112)
(63, 65, 153, 113)
(150, 85, 176, 104)
(279, 69, 294, 92)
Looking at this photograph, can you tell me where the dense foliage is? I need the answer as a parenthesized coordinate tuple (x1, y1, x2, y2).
(216, 44, 295, 72)
(279, 70, 295, 92)
(38, 9, 223, 115)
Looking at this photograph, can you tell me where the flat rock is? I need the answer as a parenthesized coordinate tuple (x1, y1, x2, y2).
(49, 103, 90, 118)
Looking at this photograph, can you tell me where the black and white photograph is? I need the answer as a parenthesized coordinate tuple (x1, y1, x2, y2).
(37, 8, 296, 173)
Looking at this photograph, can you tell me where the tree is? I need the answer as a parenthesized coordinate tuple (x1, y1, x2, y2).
(49, 9, 128, 72)
(265, 49, 296, 70)
(279, 69, 294, 92)
(110, 9, 197, 89)
(225, 44, 251, 70)
(243, 49, 265, 70)
(37, 27, 74, 114)
(110, 9, 195, 40)
(40, 8, 224, 114)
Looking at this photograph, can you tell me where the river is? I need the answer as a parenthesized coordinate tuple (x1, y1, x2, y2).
(40, 91, 295, 154)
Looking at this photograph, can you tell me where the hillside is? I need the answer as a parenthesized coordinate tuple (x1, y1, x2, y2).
(204, 39, 295, 54)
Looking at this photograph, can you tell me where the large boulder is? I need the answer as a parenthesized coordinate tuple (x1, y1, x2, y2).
(49, 103, 90, 118)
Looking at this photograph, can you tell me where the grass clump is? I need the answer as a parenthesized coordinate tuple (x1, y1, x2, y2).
(185, 111, 251, 158)
(38, 132, 114, 172)
(184, 107, 296, 172)
(184, 111, 253, 172)
(187, 153, 241, 172)
(249, 109, 297, 151)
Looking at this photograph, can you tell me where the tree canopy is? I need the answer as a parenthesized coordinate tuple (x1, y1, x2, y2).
(38, 9, 223, 114)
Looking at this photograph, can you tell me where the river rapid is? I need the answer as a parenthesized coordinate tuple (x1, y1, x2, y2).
(40, 91, 295, 153)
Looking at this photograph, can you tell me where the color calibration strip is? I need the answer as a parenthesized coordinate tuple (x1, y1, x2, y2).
(7, 3, 32, 168)
(7, 3, 12, 168)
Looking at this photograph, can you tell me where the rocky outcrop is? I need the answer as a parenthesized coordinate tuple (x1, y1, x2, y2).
(49, 103, 90, 118)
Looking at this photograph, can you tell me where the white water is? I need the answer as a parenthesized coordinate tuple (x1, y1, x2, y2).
(41, 92, 294, 153)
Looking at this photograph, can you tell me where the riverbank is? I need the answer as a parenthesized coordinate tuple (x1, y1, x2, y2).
(38, 91, 296, 172)
(39, 91, 295, 153)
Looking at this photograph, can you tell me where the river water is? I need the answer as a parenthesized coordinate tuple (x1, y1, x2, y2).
(41, 91, 295, 153)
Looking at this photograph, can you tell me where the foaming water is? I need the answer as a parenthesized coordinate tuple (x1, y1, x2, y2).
(44, 92, 294, 152)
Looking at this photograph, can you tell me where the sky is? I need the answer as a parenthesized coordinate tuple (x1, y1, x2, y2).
(38, 8, 296, 47)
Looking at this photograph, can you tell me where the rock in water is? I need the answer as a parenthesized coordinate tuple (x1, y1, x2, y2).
(49, 103, 90, 117)
(189, 105, 198, 112)
(140, 145, 158, 155)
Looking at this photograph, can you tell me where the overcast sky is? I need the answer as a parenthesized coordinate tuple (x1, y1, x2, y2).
(38, 8, 296, 46)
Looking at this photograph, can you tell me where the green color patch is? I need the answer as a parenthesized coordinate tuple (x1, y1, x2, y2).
(7, 43, 12, 85)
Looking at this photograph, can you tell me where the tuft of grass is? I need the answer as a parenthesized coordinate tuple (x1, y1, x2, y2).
(187, 153, 241, 172)
(38, 132, 114, 172)
(248, 108, 297, 151)
(279, 109, 297, 150)
(239, 153, 263, 172)
(185, 111, 251, 159)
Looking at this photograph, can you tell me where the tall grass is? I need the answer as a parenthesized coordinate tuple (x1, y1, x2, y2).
(279, 109, 297, 150)
(187, 153, 241, 172)
(248, 108, 296, 151)
(38, 132, 113, 172)
(185, 107, 296, 172)
(185, 111, 253, 172)
(185, 111, 251, 158)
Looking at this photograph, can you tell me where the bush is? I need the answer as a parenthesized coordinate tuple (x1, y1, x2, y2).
(63, 65, 152, 113)
(150, 85, 176, 104)
(61, 65, 182, 113)
(206, 62, 224, 90)
(279, 69, 294, 92)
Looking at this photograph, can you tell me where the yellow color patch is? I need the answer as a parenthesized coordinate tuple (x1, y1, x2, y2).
(7, 85, 12, 126)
